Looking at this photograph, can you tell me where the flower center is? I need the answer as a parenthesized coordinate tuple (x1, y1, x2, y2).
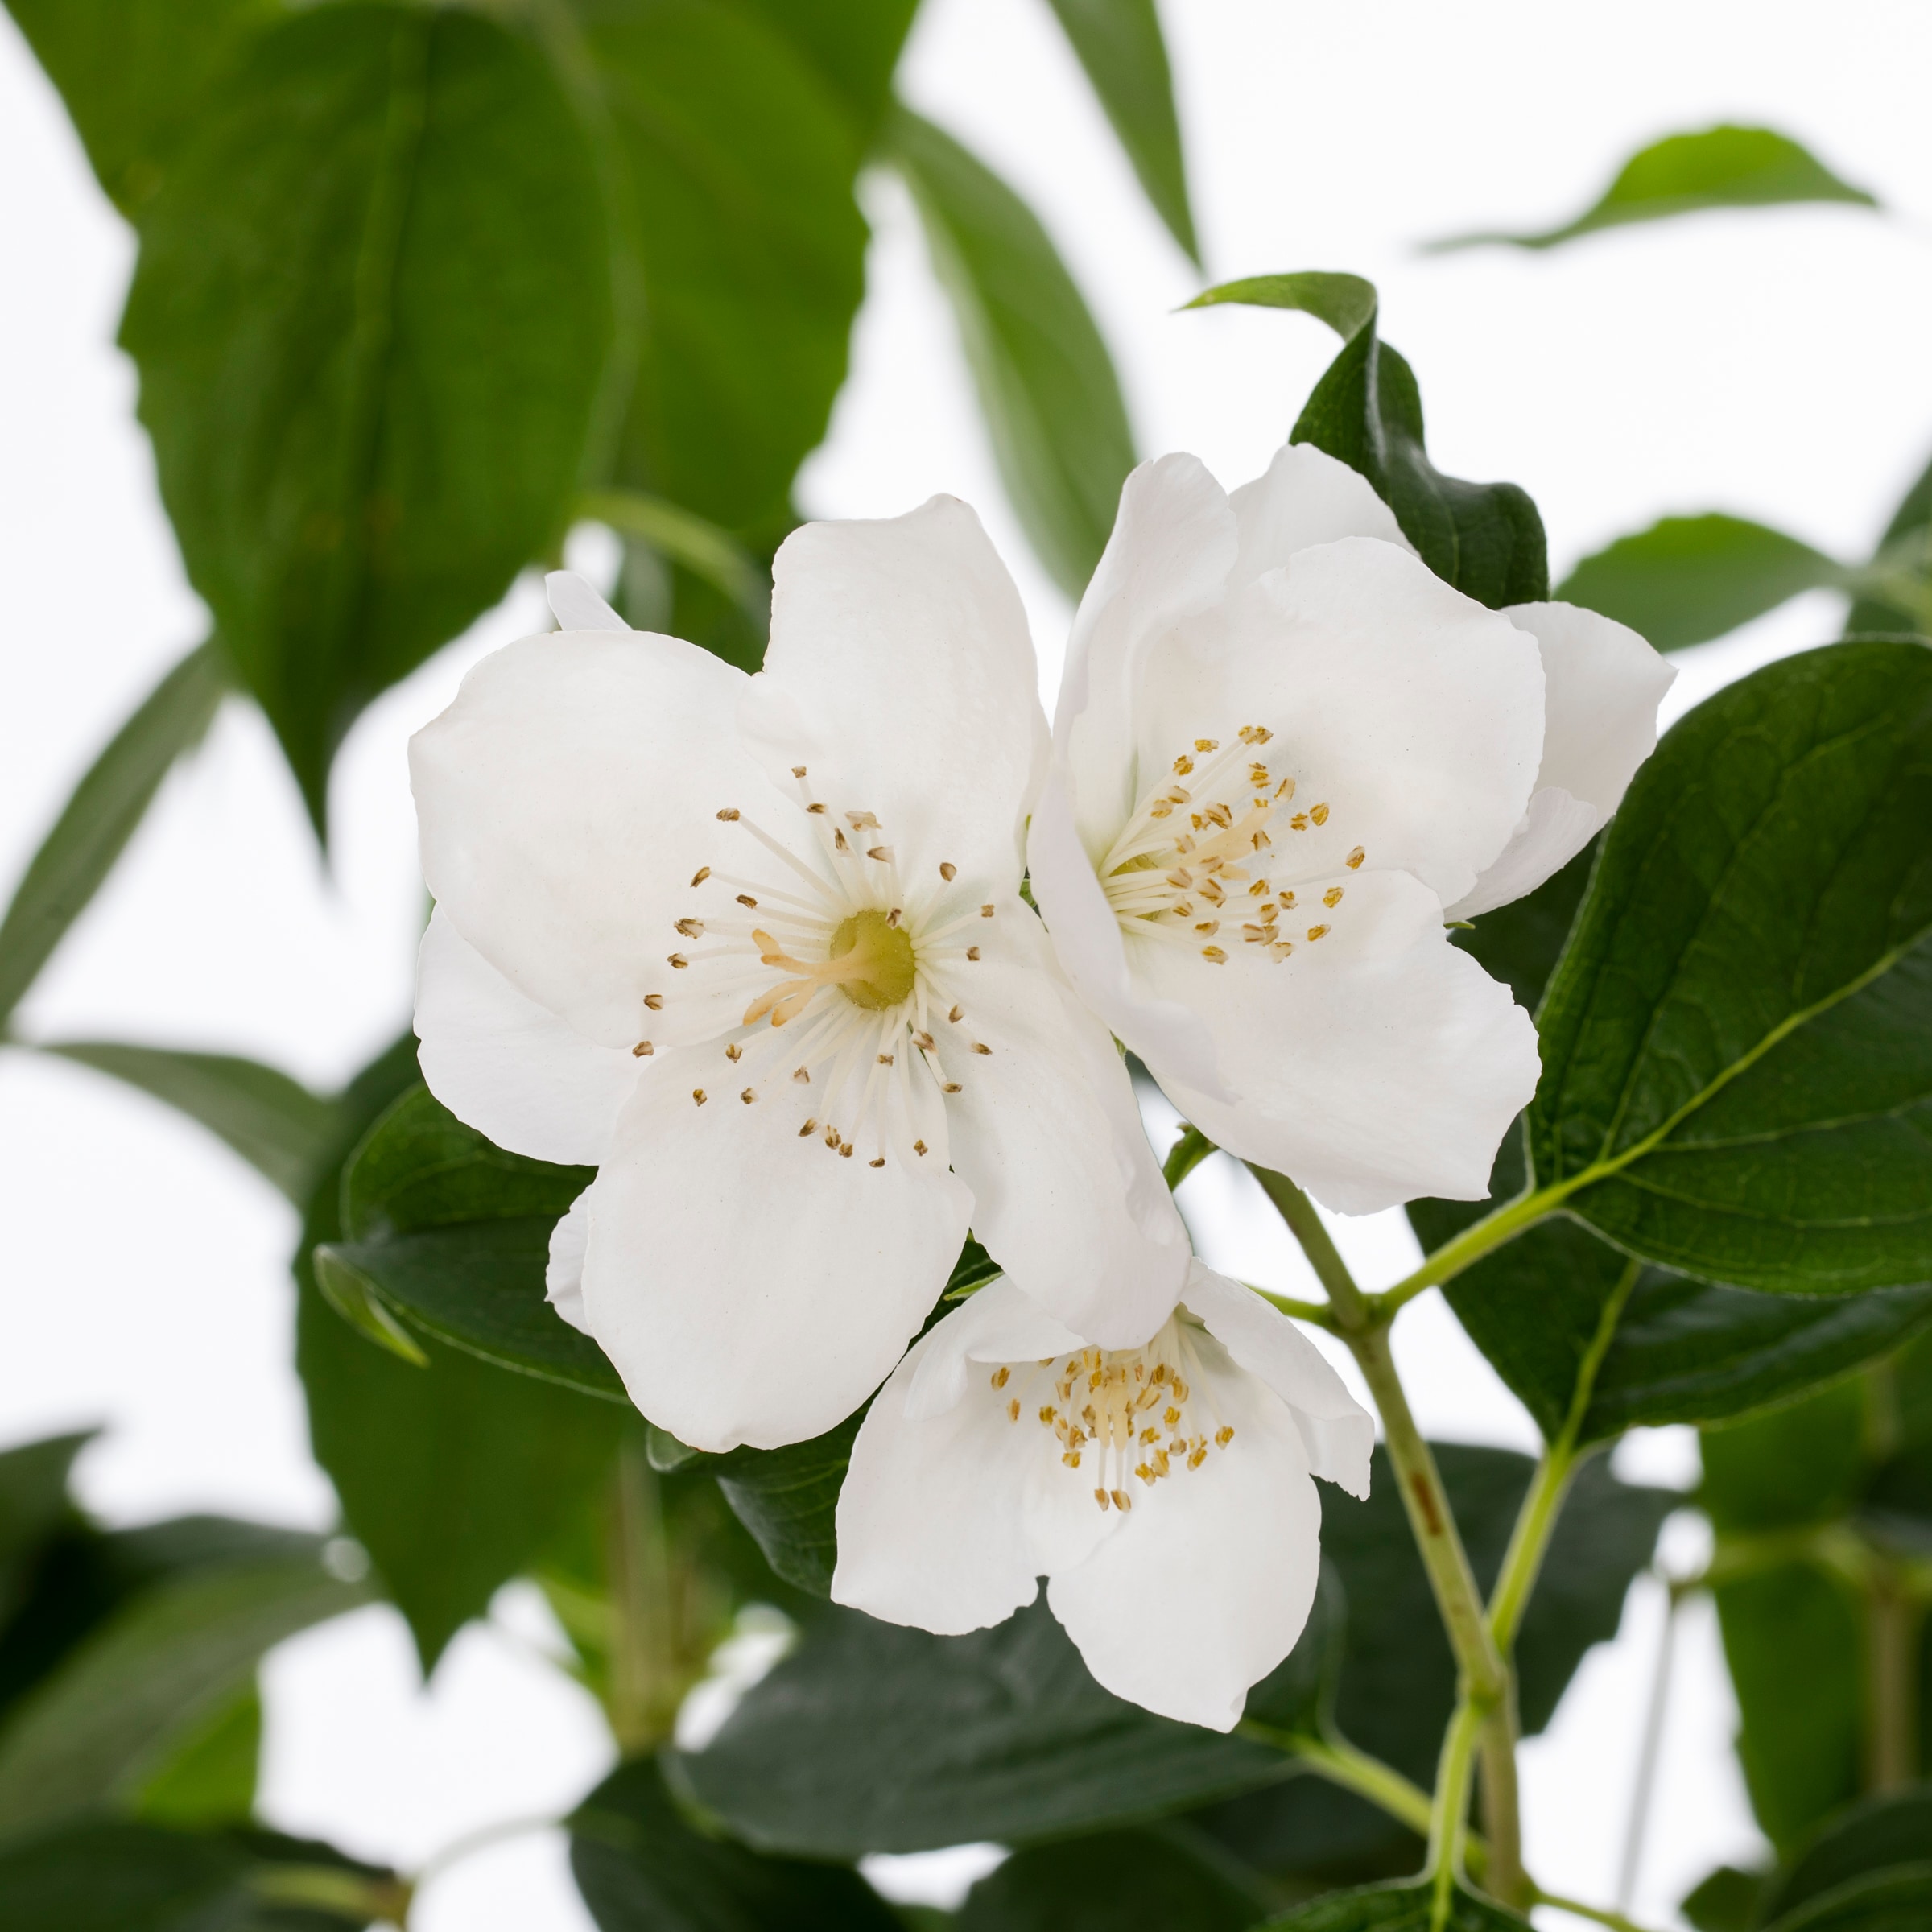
(828, 907, 918, 1010)
(990, 1319, 1234, 1514)
(1096, 726, 1364, 965)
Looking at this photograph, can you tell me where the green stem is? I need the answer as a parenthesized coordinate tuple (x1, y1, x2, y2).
(1533, 1888, 1661, 1932)
(1236, 1724, 1435, 1839)
(1429, 1698, 1487, 1928)
(1244, 1282, 1336, 1328)
(1373, 1182, 1565, 1317)
(1245, 1163, 1368, 1321)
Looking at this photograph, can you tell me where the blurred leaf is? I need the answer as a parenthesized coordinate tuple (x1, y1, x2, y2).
(1765, 1864, 1932, 1932)
(1188, 272, 1546, 609)
(296, 1056, 625, 1670)
(580, 492, 771, 634)
(1682, 1864, 1773, 1932)
(0, 643, 225, 1030)
(570, 1754, 901, 1931)
(1558, 514, 1847, 652)
(1260, 1879, 1529, 1929)
(1042, 0, 1199, 263)
(0, 1432, 92, 1626)
(0, 1816, 401, 1930)
(1846, 449, 1932, 640)
(676, 1599, 1297, 1856)
(957, 1822, 1268, 1931)
(320, 1085, 619, 1399)
(1530, 642, 1932, 1294)
(1701, 1379, 1872, 1536)
(1765, 1788, 1932, 1926)
(2, 0, 277, 217)
(42, 1043, 338, 1206)
(1429, 124, 1877, 251)
(886, 104, 1137, 599)
(130, 1684, 261, 1831)
(0, 1542, 364, 1839)
(120, 4, 613, 829)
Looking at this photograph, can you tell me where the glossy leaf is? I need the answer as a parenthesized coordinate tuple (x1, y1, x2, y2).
(0, 644, 225, 1030)
(1429, 125, 1877, 251)
(320, 1085, 618, 1399)
(1766, 1865, 1932, 1932)
(1188, 272, 1546, 609)
(43, 1043, 338, 1207)
(120, 4, 612, 827)
(1846, 449, 1932, 640)
(957, 1823, 1269, 1931)
(295, 1042, 625, 1670)
(1557, 514, 1847, 652)
(2, 0, 276, 217)
(886, 105, 1137, 599)
(1529, 642, 1932, 1294)
(1260, 1879, 1529, 1929)
(1042, 0, 1199, 263)
(0, 1542, 364, 1839)
(570, 1755, 900, 1932)
(1765, 1788, 1932, 1926)
(0, 1816, 400, 1932)
(708, 1416, 865, 1597)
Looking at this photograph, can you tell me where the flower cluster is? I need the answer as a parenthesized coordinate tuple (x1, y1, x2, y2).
(409, 440, 1670, 1729)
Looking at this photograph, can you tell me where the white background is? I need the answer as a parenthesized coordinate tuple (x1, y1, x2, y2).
(4, 0, 1930, 1924)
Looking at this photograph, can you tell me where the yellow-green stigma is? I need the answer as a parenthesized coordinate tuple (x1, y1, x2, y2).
(829, 907, 917, 1010)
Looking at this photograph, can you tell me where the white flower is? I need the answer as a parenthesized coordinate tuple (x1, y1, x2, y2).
(1026, 442, 1673, 1214)
(409, 499, 1189, 1454)
(831, 1261, 1373, 1731)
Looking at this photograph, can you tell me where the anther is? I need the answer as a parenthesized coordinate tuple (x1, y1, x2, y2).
(1307, 924, 1330, 942)
(799, 1119, 816, 1137)
(737, 894, 758, 907)
(1216, 1426, 1235, 1447)
(834, 828, 849, 852)
(869, 1157, 885, 1168)
(1324, 887, 1344, 908)
(1111, 1489, 1133, 1512)
(667, 953, 688, 968)
(1008, 1397, 1020, 1421)
(1201, 945, 1228, 964)
(1173, 755, 1195, 776)
(939, 861, 956, 881)
(942, 1081, 962, 1094)
(877, 1053, 894, 1066)
(846, 810, 881, 830)
(807, 802, 827, 815)
(690, 866, 711, 887)
(716, 807, 739, 821)
(965, 946, 980, 961)
(913, 1139, 927, 1156)
(792, 1067, 810, 1083)
(1249, 880, 1268, 897)
(692, 1089, 707, 1105)
(992, 1367, 1010, 1388)
(914, 1031, 935, 1051)
(1195, 738, 1217, 752)
(1094, 1488, 1110, 1510)
(644, 993, 663, 1010)
(980, 904, 994, 919)
(1346, 845, 1365, 869)
(867, 845, 894, 862)
(1311, 803, 1331, 825)
(726, 1042, 742, 1062)
(886, 907, 902, 927)
(791, 765, 807, 778)
(972, 1042, 992, 1055)
(948, 1005, 963, 1022)
(740, 1088, 755, 1104)
(676, 918, 703, 937)
(839, 1142, 855, 1158)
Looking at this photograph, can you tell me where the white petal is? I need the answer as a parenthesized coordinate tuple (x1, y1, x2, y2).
(1046, 1348, 1322, 1730)
(1141, 867, 1541, 1214)
(1026, 774, 1229, 1100)
(1443, 787, 1601, 923)
(1182, 1261, 1373, 1499)
(411, 630, 793, 1047)
(749, 497, 1046, 886)
(546, 570, 628, 633)
(1131, 539, 1545, 908)
(905, 1277, 1085, 1422)
(580, 1044, 972, 1452)
(939, 907, 1191, 1347)
(415, 908, 638, 1166)
(546, 1186, 594, 1335)
(1055, 454, 1239, 857)
(1227, 440, 1407, 587)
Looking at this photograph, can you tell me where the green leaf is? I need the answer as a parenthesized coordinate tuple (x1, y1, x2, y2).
(130, 1685, 261, 1831)
(1847, 450, 1932, 641)
(676, 1600, 1295, 1856)
(1765, 1864, 1932, 1932)
(1042, 0, 1199, 263)
(0, 1544, 365, 1839)
(0, 644, 225, 1030)
(120, 5, 613, 828)
(1, 0, 277, 217)
(1258, 1879, 1529, 1929)
(295, 1042, 626, 1669)
(1187, 273, 1546, 609)
(320, 1085, 619, 1400)
(0, 1816, 401, 1931)
(886, 105, 1138, 599)
(708, 1416, 864, 1597)
(40, 1043, 338, 1207)
(1428, 125, 1878, 251)
(1681, 1864, 1773, 1932)
(579, 492, 771, 635)
(1557, 514, 1848, 652)
(1765, 1788, 1932, 1926)
(570, 1755, 901, 1932)
(1528, 642, 1932, 1294)
(0, 1432, 92, 1625)
(957, 1822, 1269, 1931)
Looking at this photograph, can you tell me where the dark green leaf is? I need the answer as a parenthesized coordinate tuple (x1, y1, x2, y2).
(121, 5, 612, 827)
(708, 1415, 863, 1597)
(0, 645, 225, 1029)
(0, 1542, 361, 1840)
(1847, 450, 1932, 640)
(1557, 514, 1847, 653)
(1766, 1865, 1932, 1932)
(1428, 125, 1877, 251)
(677, 1600, 1295, 1856)
(732, 0, 914, 136)
(2, 0, 275, 217)
(0, 1817, 399, 1931)
(958, 1822, 1269, 1931)
(1766, 1788, 1932, 1926)
(42, 1043, 337, 1206)
(1042, 0, 1199, 263)
(1188, 273, 1546, 609)
(1700, 1377, 1872, 1534)
(1529, 642, 1932, 1294)
(886, 105, 1137, 599)
(570, 1755, 899, 1932)
(580, 492, 771, 634)
(320, 1085, 619, 1399)
(1259, 1879, 1529, 1930)
(295, 1042, 625, 1669)
(1681, 1864, 1773, 1932)
(0, 1432, 92, 1625)
(130, 1685, 261, 1831)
